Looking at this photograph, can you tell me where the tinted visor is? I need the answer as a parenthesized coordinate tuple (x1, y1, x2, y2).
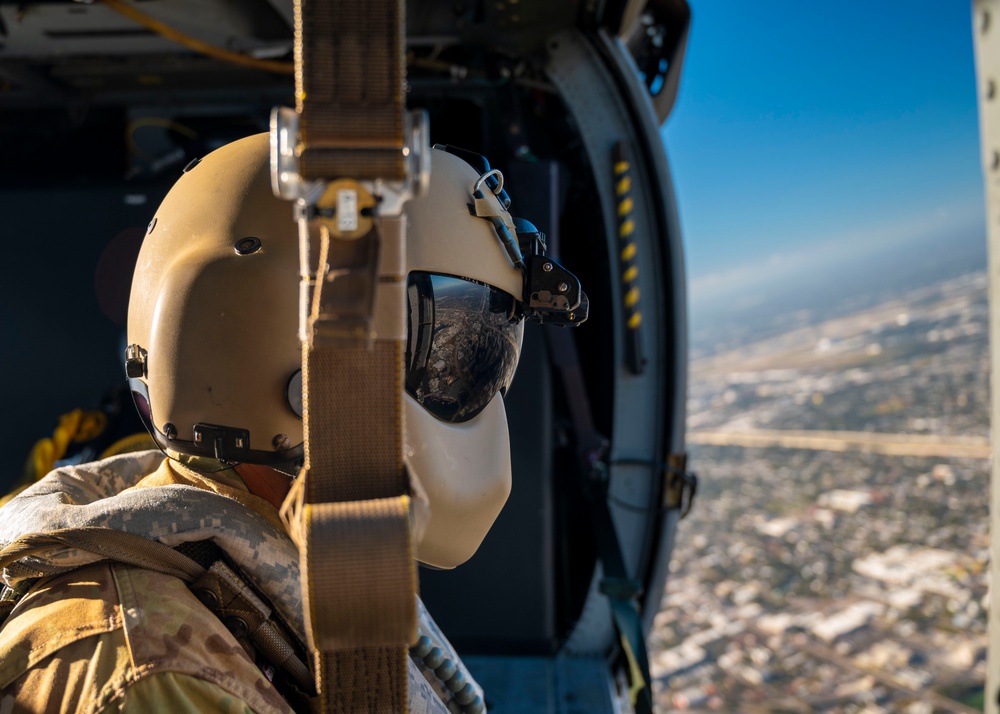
(406, 272, 524, 423)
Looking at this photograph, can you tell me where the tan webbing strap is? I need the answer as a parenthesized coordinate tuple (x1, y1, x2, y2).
(304, 345, 407, 504)
(294, 218, 415, 711)
(288, 0, 415, 707)
(294, 0, 406, 180)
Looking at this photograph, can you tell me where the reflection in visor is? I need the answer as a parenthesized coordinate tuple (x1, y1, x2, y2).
(406, 272, 524, 423)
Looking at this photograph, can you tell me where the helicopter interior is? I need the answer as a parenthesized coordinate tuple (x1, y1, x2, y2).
(0, 1, 689, 710)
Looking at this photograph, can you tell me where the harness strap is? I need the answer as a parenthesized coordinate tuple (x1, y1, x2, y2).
(288, 0, 415, 710)
(544, 327, 655, 714)
(0, 527, 203, 581)
(294, 0, 406, 181)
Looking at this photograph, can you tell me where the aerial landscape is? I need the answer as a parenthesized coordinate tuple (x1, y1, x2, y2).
(654, 230, 990, 712)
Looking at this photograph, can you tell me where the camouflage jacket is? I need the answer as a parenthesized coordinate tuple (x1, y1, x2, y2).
(1, 560, 294, 713)
(0, 452, 463, 713)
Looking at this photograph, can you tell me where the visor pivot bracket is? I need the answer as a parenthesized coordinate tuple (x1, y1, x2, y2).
(124, 344, 147, 378)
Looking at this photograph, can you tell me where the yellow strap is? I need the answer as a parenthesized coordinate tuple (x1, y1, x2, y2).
(99, 433, 158, 460)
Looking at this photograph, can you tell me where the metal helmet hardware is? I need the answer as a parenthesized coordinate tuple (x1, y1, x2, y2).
(435, 144, 590, 327)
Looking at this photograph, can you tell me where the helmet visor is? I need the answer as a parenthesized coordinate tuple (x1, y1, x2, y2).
(406, 272, 523, 423)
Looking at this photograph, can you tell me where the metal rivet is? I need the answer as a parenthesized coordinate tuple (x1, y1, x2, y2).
(146, 217, 157, 234)
(163, 423, 177, 440)
(557, 282, 569, 292)
(273, 434, 290, 451)
(542, 262, 553, 272)
(224, 616, 249, 639)
(235, 237, 262, 255)
(193, 588, 218, 610)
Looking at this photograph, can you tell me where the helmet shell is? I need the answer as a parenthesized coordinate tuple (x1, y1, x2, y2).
(128, 134, 301, 459)
(406, 150, 523, 298)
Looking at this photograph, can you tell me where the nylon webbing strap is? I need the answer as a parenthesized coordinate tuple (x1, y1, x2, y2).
(304, 345, 407, 505)
(295, 238, 416, 709)
(545, 327, 655, 714)
(294, 0, 406, 180)
(290, 0, 415, 709)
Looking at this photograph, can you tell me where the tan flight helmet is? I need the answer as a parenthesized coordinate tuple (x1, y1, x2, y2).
(126, 134, 530, 568)
(127, 134, 302, 469)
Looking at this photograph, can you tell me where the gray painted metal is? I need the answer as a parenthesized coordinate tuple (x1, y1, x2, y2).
(972, 3, 1000, 713)
(592, 28, 689, 632)
(462, 655, 627, 713)
(545, 27, 687, 654)
(0, 1, 291, 58)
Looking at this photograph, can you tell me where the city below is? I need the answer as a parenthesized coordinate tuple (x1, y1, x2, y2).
(655, 270, 989, 712)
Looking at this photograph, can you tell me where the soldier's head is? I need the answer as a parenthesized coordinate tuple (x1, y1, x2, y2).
(126, 133, 552, 567)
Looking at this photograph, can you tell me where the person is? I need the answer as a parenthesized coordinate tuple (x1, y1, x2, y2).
(0, 133, 584, 712)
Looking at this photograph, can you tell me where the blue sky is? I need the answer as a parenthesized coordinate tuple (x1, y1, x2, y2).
(662, 2, 985, 309)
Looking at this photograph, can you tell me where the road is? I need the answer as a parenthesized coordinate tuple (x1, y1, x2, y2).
(687, 429, 991, 459)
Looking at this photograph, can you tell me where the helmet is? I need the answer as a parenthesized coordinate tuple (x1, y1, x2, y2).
(126, 133, 537, 567)
(127, 136, 302, 469)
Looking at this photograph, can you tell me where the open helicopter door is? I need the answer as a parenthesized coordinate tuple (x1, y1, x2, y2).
(973, 2, 1000, 712)
(412, 1, 692, 710)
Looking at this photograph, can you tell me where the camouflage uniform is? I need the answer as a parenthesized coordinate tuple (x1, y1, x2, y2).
(0, 453, 458, 713)
(1, 562, 292, 713)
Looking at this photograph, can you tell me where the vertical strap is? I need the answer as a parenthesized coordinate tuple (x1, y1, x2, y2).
(288, 1, 415, 708)
(294, 225, 416, 713)
(545, 326, 655, 714)
(294, 0, 406, 180)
